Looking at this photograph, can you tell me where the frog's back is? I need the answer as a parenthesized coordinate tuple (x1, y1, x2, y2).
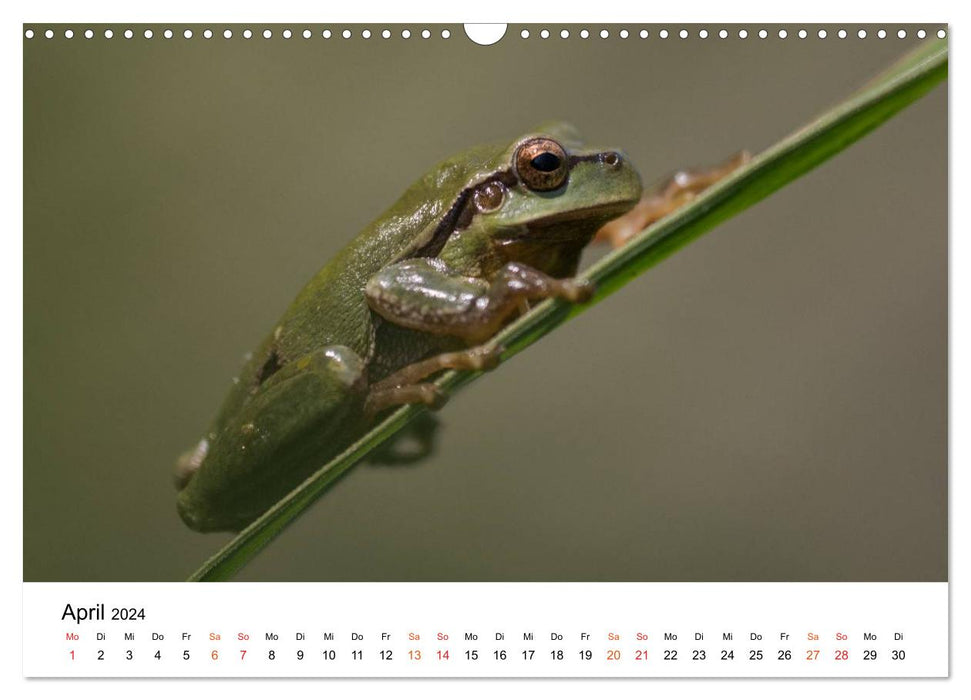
(208, 140, 512, 435)
(275, 140, 512, 361)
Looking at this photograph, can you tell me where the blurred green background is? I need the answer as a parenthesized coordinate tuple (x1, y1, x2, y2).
(24, 25, 947, 581)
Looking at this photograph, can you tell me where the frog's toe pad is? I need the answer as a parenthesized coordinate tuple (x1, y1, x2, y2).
(427, 385, 448, 411)
(563, 279, 595, 303)
(469, 344, 504, 371)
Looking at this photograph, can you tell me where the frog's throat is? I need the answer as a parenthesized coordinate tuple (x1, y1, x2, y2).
(501, 200, 639, 243)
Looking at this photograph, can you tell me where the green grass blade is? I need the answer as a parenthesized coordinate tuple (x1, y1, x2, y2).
(188, 39, 947, 581)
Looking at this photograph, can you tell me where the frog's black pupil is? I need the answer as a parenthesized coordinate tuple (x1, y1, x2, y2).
(530, 152, 561, 172)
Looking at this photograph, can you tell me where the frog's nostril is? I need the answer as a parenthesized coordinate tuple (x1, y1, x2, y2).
(603, 152, 621, 168)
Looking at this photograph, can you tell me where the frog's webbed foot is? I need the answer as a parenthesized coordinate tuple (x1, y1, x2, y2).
(364, 343, 503, 417)
(365, 258, 593, 345)
(595, 150, 752, 248)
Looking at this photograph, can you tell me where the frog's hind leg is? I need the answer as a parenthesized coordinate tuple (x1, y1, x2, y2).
(595, 150, 752, 248)
(176, 344, 368, 532)
(364, 343, 502, 416)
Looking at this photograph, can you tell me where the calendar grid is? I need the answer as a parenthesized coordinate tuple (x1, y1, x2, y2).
(24, 582, 948, 678)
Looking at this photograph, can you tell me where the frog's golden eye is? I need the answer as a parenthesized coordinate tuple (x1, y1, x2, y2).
(473, 181, 506, 213)
(515, 138, 569, 192)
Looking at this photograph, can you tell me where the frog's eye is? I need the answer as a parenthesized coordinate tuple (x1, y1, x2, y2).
(473, 181, 506, 213)
(515, 138, 569, 192)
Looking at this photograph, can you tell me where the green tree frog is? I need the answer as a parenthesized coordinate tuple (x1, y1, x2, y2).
(175, 122, 643, 532)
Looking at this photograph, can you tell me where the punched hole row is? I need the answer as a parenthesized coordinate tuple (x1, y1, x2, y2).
(24, 26, 947, 41)
(24, 27, 453, 40)
(521, 28, 946, 40)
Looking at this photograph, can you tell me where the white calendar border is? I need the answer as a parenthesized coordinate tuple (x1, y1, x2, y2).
(6, 0, 963, 697)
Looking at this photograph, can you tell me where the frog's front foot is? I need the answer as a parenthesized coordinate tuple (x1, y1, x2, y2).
(595, 150, 752, 248)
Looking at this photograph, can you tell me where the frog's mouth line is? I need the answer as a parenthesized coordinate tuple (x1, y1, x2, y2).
(503, 200, 639, 243)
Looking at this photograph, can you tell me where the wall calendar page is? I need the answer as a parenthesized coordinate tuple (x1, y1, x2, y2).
(17, 6, 954, 695)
